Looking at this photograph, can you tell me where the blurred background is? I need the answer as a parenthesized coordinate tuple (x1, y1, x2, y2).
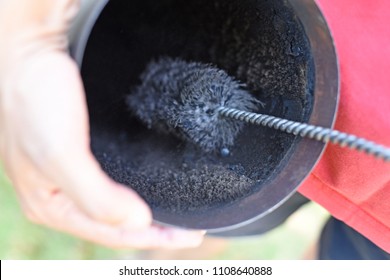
(0, 166, 329, 260)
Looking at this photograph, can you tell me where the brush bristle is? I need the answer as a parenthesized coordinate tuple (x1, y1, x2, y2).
(127, 57, 259, 152)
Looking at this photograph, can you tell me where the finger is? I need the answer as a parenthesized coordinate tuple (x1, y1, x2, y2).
(42, 191, 204, 249)
(121, 226, 206, 250)
(8, 143, 203, 250)
(47, 149, 153, 231)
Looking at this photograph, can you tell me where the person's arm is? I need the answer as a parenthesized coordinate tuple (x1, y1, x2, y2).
(0, 0, 203, 249)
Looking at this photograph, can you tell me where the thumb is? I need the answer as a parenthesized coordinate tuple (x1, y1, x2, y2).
(46, 148, 153, 230)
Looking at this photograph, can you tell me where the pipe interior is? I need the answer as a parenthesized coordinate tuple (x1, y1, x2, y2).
(81, 0, 314, 219)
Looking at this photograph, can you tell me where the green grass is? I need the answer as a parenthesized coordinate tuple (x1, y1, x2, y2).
(0, 166, 329, 260)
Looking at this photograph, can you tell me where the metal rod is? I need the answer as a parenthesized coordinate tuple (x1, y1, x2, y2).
(218, 107, 390, 162)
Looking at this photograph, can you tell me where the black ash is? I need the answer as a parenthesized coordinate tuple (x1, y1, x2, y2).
(82, 0, 314, 215)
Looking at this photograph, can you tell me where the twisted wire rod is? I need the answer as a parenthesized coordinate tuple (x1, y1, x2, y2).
(218, 107, 390, 162)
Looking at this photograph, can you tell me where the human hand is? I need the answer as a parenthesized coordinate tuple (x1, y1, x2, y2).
(0, 0, 204, 249)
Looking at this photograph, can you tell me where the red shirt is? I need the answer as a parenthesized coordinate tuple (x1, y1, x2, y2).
(299, 0, 390, 253)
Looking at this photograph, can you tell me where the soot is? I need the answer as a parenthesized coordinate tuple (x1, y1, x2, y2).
(82, 0, 314, 214)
